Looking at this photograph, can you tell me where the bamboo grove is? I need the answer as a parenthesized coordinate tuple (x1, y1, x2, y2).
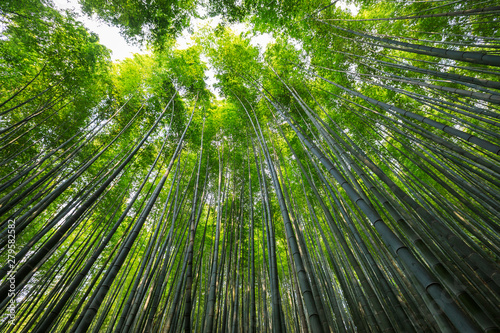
(1, 0, 500, 332)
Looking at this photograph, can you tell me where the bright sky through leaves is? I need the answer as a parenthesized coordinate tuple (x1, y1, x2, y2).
(51, 0, 275, 98)
(52, 0, 144, 60)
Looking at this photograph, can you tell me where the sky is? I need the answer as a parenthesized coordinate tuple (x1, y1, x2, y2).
(51, 0, 356, 97)
(52, 0, 357, 62)
(51, 0, 273, 62)
(51, 0, 275, 98)
(52, 0, 144, 61)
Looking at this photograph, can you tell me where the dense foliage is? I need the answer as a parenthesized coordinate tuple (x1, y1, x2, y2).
(1, 0, 500, 332)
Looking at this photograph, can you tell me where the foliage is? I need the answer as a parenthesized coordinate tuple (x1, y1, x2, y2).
(78, 0, 198, 45)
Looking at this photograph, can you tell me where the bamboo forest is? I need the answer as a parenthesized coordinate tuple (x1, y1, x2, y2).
(1, 0, 500, 332)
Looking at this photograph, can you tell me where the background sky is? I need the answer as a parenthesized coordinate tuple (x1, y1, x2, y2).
(51, 0, 356, 97)
(53, 0, 144, 61)
(51, 0, 273, 61)
(52, 0, 357, 62)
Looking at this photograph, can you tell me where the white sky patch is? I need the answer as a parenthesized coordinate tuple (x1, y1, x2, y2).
(52, 0, 145, 61)
(250, 33, 274, 49)
(336, 0, 360, 15)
